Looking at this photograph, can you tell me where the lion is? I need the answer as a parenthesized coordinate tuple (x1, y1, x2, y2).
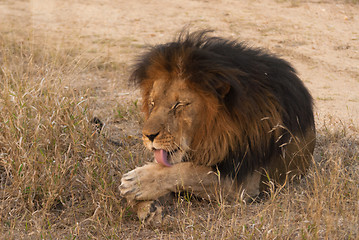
(120, 30, 316, 225)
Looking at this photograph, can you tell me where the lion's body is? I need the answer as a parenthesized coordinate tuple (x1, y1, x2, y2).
(120, 31, 316, 224)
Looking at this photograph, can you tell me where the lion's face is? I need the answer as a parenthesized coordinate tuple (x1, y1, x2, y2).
(141, 78, 207, 166)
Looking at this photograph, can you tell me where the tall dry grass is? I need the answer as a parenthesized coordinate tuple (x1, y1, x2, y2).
(0, 24, 136, 239)
(0, 20, 358, 239)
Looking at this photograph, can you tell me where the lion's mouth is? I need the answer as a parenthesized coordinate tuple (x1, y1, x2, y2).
(154, 148, 180, 167)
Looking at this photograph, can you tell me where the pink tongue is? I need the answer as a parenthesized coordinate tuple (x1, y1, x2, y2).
(154, 149, 172, 167)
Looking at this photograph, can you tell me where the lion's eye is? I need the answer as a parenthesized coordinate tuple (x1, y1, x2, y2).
(172, 102, 181, 110)
(148, 100, 155, 113)
(171, 102, 189, 112)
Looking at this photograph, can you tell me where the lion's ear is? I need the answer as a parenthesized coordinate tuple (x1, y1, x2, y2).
(215, 81, 231, 98)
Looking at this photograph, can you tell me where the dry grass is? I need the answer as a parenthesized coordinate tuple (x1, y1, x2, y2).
(0, 22, 135, 239)
(1, 18, 358, 240)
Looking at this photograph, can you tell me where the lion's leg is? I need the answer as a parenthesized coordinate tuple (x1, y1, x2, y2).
(120, 162, 227, 225)
(120, 162, 222, 202)
(286, 127, 316, 177)
(240, 170, 262, 201)
(120, 161, 265, 204)
(262, 127, 316, 186)
(120, 162, 269, 225)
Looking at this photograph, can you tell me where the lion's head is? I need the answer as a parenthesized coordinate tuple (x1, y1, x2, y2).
(140, 77, 206, 166)
(130, 30, 315, 182)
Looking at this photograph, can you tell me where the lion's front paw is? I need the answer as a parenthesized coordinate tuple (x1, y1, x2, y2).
(119, 163, 171, 201)
(134, 193, 176, 227)
(119, 168, 139, 200)
(136, 200, 166, 227)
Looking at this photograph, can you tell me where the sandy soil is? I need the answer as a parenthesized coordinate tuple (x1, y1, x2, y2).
(1, 0, 358, 122)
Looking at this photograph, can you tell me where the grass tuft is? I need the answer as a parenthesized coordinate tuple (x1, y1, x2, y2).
(0, 26, 131, 239)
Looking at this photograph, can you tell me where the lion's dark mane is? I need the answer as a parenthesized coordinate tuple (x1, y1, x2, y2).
(130, 30, 315, 183)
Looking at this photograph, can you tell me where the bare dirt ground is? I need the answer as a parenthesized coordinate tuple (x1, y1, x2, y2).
(2, 0, 357, 123)
(0, 0, 358, 239)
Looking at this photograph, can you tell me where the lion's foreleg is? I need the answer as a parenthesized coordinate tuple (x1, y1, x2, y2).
(120, 162, 231, 202)
(120, 162, 263, 205)
(120, 162, 225, 225)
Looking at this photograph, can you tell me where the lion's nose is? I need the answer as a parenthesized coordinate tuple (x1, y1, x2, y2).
(145, 132, 160, 142)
